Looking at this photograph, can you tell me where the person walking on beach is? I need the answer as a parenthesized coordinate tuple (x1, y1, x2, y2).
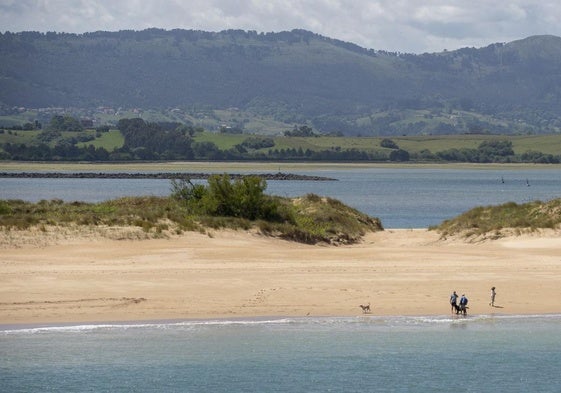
(490, 287, 496, 307)
(450, 291, 458, 313)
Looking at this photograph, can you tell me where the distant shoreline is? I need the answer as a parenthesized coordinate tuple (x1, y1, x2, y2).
(1, 161, 559, 173)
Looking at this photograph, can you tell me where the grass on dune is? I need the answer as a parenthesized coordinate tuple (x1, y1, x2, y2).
(0, 176, 383, 245)
(433, 198, 561, 239)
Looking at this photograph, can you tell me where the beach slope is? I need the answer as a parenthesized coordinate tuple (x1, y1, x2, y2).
(1, 229, 560, 324)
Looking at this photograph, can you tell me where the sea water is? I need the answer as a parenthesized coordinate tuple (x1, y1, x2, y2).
(2, 315, 561, 392)
(2, 166, 561, 228)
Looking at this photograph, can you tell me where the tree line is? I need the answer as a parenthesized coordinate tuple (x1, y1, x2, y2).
(1, 117, 560, 163)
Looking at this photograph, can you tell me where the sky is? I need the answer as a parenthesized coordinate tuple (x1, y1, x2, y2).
(1, 0, 560, 53)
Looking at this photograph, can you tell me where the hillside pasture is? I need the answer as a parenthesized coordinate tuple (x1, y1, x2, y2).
(3, 125, 561, 160)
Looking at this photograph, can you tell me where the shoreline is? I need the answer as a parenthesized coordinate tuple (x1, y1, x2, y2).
(2, 228, 561, 325)
(2, 161, 561, 173)
(4, 312, 561, 332)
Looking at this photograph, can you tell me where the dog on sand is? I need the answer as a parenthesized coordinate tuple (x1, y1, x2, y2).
(359, 303, 371, 314)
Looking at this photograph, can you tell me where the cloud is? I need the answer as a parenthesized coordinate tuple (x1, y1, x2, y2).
(1, 0, 560, 53)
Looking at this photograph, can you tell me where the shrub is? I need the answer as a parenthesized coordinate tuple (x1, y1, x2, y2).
(196, 174, 281, 221)
(389, 149, 410, 161)
(170, 178, 207, 210)
(0, 200, 11, 215)
(380, 138, 399, 149)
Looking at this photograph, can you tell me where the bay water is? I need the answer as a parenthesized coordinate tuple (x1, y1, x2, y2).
(2, 315, 561, 392)
(1, 166, 561, 228)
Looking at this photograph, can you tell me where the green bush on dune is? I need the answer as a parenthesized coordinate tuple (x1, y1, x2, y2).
(0, 175, 383, 245)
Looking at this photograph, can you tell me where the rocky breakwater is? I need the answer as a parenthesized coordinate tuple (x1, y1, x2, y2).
(0, 172, 337, 181)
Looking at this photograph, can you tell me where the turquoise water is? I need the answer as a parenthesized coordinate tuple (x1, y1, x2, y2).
(2, 315, 561, 392)
(2, 167, 561, 227)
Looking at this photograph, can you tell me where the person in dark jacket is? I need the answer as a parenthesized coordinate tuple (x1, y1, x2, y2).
(450, 291, 458, 313)
(459, 294, 468, 315)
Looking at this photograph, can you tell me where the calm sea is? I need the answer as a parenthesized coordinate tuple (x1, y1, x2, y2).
(1, 166, 561, 227)
(2, 315, 561, 392)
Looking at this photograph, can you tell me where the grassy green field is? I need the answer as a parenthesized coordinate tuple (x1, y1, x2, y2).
(76, 130, 124, 150)
(2, 126, 561, 157)
(192, 133, 561, 156)
(394, 134, 561, 155)
(0, 129, 41, 144)
(193, 132, 247, 150)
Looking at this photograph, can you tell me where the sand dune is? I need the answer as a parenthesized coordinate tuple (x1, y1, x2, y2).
(1, 228, 560, 325)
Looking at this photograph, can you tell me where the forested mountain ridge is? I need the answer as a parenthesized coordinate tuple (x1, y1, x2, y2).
(1, 29, 561, 135)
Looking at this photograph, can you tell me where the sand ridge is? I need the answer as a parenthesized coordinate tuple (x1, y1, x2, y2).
(1, 228, 561, 325)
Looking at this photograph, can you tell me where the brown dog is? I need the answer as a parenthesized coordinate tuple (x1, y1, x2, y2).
(359, 303, 371, 313)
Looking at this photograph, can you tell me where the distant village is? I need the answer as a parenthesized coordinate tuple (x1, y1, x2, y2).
(0, 105, 222, 130)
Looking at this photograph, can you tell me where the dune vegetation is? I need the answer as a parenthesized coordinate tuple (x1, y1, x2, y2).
(0, 175, 382, 245)
(433, 198, 561, 239)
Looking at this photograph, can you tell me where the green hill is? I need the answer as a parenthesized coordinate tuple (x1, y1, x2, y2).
(2, 29, 561, 135)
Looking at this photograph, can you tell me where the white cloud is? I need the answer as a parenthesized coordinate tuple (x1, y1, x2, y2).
(0, 0, 560, 53)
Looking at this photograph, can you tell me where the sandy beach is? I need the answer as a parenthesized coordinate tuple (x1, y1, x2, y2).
(1, 228, 561, 325)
